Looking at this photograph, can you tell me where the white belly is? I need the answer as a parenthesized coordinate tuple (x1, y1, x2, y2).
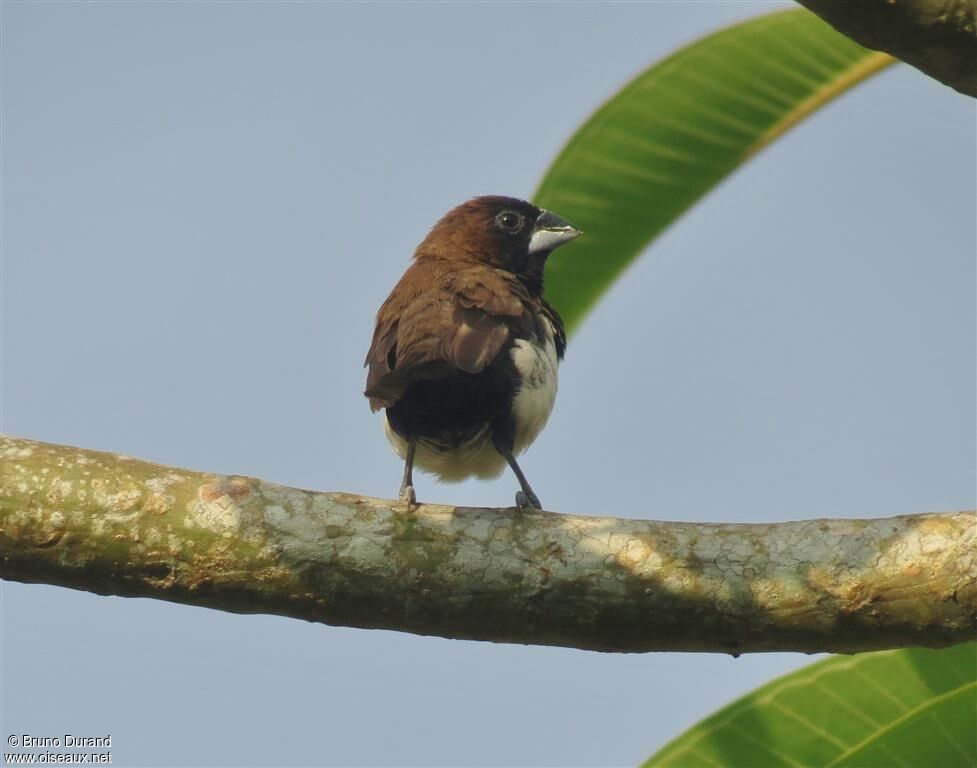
(383, 418, 507, 482)
(383, 318, 560, 483)
(509, 323, 559, 455)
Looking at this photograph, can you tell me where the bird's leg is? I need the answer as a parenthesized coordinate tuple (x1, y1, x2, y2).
(492, 433, 541, 510)
(399, 438, 417, 509)
(506, 454, 542, 511)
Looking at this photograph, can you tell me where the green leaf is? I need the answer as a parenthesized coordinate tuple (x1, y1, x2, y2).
(644, 643, 977, 768)
(534, 9, 894, 334)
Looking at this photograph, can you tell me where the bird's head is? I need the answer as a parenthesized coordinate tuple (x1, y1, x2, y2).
(414, 196, 581, 294)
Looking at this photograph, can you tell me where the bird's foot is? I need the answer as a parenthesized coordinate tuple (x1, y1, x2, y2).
(515, 490, 541, 511)
(399, 484, 417, 511)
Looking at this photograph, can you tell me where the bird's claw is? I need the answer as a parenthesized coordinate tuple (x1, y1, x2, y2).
(515, 490, 541, 511)
(399, 485, 416, 510)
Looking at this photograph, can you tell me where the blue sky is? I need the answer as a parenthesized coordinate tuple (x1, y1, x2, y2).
(2, 2, 974, 766)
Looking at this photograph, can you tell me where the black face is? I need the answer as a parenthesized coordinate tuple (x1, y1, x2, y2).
(482, 197, 542, 274)
(415, 195, 579, 297)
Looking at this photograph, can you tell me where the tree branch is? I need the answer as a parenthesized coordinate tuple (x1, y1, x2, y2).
(795, 0, 977, 97)
(2, 435, 974, 654)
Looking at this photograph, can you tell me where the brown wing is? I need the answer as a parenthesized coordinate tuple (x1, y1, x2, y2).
(364, 263, 531, 411)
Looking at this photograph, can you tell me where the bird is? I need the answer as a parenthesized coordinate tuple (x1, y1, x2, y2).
(364, 195, 581, 510)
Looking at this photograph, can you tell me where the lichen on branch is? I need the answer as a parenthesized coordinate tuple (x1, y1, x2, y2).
(2, 435, 974, 653)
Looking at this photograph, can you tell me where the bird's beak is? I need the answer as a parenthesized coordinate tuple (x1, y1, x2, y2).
(528, 209, 582, 255)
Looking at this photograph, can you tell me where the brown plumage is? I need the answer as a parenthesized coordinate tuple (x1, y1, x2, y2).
(365, 196, 580, 509)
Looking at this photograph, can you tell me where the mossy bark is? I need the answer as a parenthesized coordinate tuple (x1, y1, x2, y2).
(2, 435, 975, 653)
(796, 0, 977, 97)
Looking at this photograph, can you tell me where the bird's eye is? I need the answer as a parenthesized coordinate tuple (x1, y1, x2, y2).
(495, 211, 523, 232)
